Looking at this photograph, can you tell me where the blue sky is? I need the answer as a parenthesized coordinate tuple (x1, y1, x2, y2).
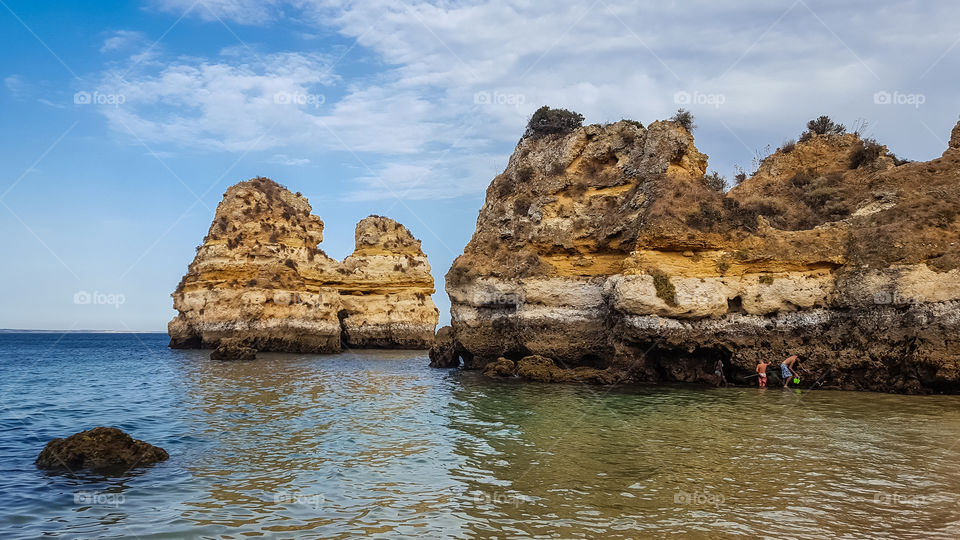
(1, 0, 959, 331)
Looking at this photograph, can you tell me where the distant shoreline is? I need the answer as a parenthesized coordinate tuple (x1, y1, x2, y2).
(0, 329, 166, 334)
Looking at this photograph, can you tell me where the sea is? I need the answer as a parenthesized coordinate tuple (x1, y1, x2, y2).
(1, 332, 958, 538)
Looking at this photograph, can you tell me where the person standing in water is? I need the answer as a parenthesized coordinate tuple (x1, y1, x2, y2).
(781, 355, 799, 388)
(714, 357, 727, 387)
(756, 359, 771, 388)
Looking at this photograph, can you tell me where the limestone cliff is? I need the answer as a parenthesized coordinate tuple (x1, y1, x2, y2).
(169, 177, 438, 352)
(440, 113, 960, 394)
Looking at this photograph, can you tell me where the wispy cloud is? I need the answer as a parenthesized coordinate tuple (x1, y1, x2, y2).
(105, 0, 960, 200)
(149, 0, 284, 25)
(4, 74, 29, 97)
(100, 30, 149, 53)
(268, 154, 310, 166)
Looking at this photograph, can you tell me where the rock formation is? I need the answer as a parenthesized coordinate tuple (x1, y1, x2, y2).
(210, 338, 257, 360)
(169, 177, 438, 353)
(36, 427, 168, 474)
(428, 326, 459, 368)
(438, 111, 960, 394)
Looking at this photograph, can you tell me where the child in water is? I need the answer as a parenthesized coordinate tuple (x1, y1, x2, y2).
(756, 359, 770, 388)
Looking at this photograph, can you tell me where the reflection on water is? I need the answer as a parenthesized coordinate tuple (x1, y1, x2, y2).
(1, 333, 959, 538)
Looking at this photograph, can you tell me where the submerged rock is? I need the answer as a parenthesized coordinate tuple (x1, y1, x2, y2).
(428, 326, 460, 368)
(483, 357, 515, 377)
(168, 178, 439, 353)
(210, 338, 257, 360)
(36, 427, 168, 474)
(515, 355, 618, 384)
(441, 109, 960, 393)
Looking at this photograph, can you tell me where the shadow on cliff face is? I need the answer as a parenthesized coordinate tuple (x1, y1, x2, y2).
(619, 344, 739, 386)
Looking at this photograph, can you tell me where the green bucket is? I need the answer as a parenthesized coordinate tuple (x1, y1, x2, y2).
(793, 377, 800, 384)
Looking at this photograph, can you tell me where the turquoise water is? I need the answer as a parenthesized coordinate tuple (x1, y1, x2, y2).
(1, 333, 958, 538)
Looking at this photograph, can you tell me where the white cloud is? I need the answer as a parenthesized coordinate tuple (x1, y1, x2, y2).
(104, 0, 960, 200)
(101, 30, 148, 52)
(97, 51, 338, 152)
(344, 152, 507, 201)
(268, 154, 311, 166)
(150, 0, 284, 25)
(6, 75, 67, 108)
(4, 75, 27, 96)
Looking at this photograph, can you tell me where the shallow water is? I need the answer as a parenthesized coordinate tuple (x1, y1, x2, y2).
(0, 333, 958, 538)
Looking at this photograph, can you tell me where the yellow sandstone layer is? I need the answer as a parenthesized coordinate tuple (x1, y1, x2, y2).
(168, 177, 439, 353)
(438, 116, 960, 393)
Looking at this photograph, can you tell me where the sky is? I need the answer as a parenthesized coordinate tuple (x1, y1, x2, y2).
(1, 0, 959, 331)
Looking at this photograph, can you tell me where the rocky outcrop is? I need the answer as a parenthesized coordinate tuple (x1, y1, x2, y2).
(428, 326, 459, 368)
(36, 427, 168, 474)
(337, 216, 439, 347)
(482, 357, 516, 377)
(169, 177, 438, 353)
(210, 338, 257, 360)
(951, 120, 960, 150)
(440, 113, 960, 394)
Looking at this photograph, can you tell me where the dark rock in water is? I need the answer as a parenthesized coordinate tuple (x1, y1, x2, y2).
(210, 338, 257, 360)
(515, 355, 557, 381)
(483, 357, 515, 377)
(36, 427, 168, 474)
(515, 355, 619, 385)
(428, 326, 460, 368)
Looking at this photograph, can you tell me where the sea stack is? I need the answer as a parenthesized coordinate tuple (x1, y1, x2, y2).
(168, 177, 439, 353)
(438, 109, 960, 394)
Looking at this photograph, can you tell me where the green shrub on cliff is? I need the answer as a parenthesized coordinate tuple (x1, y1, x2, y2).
(524, 106, 584, 138)
(670, 108, 696, 132)
(849, 138, 884, 169)
(800, 115, 846, 141)
(651, 271, 677, 306)
(516, 165, 535, 182)
(703, 171, 727, 192)
(686, 201, 723, 231)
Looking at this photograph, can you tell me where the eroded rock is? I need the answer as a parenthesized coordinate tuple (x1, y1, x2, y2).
(442, 111, 960, 393)
(428, 326, 460, 368)
(515, 355, 619, 384)
(483, 357, 515, 377)
(210, 338, 257, 360)
(36, 427, 168, 474)
(168, 178, 439, 353)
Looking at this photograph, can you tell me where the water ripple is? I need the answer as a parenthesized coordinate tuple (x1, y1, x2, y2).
(1, 334, 959, 538)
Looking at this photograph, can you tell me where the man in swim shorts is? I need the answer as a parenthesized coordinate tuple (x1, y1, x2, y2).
(781, 355, 798, 388)
(756, 359, 770, 388)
